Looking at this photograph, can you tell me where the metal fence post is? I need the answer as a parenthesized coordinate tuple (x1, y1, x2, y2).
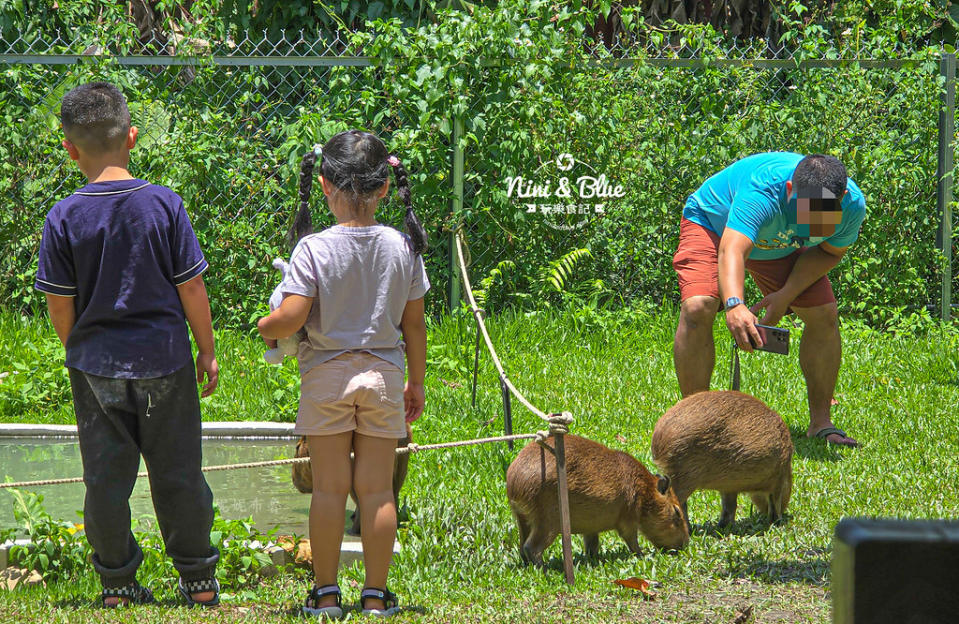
(937, 52, 955, 321)
(448, 113, 465, 311)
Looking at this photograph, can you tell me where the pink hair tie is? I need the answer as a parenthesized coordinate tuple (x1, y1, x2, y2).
(387, 155, 400, 167)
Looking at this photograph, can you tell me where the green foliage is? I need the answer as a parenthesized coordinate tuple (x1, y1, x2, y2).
(3, 489, 296, 591)
(6, 489, 90, 584)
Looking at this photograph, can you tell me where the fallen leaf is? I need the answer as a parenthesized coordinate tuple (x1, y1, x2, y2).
(830, 398, 839, 406)
(612, 577, 656, 599)
(732, 604, 754, 623)
(440, 378, 462, 389)
(616, 434, 627, 444)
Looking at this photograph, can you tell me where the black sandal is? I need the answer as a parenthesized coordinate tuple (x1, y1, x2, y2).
(303, 584, 343, 618)
(100, 581, 155, 608)
(178, 577, 220, 608)
(360, 587, 400, 616)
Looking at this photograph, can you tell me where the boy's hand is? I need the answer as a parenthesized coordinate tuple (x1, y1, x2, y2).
(196, 353, 219, 397)
(404, 381, 425, 423)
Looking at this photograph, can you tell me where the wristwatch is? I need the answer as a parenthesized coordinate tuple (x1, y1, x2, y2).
(724, 296, 745, 310)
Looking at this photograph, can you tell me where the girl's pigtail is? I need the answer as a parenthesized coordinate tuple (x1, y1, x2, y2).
(287, 145, 321, 251)
(388, 154, 427, 255)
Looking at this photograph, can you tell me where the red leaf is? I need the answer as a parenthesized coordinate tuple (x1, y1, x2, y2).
(613, 577, 656, 598)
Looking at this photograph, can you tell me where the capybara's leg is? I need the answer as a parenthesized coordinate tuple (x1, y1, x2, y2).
(348, 485, 362, 535)
(512, 509, 532, 563)
(583, 533, 600, 558)
(750, 492, 771, 516)
(769, 469, 791, 525)
(778, 464, 792, 518)
(679, 496, 691, 533)
(393, 429, 411, 507)
(522, 524, 557, 568)
(719, 492, 738, 527)
(617, 527, 643, 556)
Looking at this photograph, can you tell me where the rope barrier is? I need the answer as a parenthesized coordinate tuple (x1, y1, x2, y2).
(454, 231, 553, 422)
(0, 433, 541, 490)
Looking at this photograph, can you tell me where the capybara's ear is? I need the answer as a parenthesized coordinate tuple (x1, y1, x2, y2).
(656, 474, 670, 495)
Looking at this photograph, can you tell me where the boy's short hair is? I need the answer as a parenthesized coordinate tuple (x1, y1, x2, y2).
(60, 82, 130, 154)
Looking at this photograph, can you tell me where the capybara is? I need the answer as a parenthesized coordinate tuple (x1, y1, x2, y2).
(650, 390, 793, 529)
(505, 434, 689, 566)
(292, 421, 412, 535)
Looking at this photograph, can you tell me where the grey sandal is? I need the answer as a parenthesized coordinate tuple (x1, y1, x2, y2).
(100, 581, 154, 608)
(178, 577, 220, 608)
(303, 584, 343, 619)
(360, 587, 400, 617)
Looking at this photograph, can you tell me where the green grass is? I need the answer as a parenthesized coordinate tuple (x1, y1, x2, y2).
(1, 305, 958, 622)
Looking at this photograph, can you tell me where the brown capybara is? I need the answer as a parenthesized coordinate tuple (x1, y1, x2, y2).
(650, 390, 793, 529)
(505, 434, 689, 566)
(292, 421, 412, 535)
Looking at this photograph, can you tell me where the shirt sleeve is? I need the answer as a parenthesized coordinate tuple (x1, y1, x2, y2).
(35, 211, 77, 297)
(408, 253, 430, 301)
(283, 241, 318, 298)
(825, 193, 867, 249)
(725, 188, 780, 242)
(171, 201, 209, 285)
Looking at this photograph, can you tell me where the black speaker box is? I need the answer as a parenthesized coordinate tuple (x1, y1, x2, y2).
(833, 518, 959, 624)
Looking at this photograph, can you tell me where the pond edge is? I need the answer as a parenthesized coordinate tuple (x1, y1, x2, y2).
(0, 422, 297, 439)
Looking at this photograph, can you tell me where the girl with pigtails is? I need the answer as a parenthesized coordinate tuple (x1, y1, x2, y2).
(258, 130, 428, 617)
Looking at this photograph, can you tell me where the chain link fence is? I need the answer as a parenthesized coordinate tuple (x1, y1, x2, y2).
(0, 32, 453, 327)
(454, 41, 955, 322)
(1, 33, 955, 327)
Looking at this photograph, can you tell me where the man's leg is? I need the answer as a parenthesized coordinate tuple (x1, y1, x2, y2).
(791, 302, 857, 446)
(674, 295, 720, 397)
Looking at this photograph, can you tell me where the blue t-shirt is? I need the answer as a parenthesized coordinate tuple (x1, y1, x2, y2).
(684, 152, 867, 260)
(35, 179, 208, 379)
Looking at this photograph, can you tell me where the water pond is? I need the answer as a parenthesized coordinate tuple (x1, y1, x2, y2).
(0, 437, 356, 539)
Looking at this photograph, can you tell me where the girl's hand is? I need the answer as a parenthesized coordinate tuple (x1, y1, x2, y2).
(404, 381, 425, 423)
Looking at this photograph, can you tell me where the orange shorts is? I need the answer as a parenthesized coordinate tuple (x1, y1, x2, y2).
(672, 217, 835, 310)
(294, 351, 406, 439)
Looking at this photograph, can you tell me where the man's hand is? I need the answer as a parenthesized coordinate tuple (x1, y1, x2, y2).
(196, 352, 219, 397)
(726, 303, 762, 352)
(751, 289, 791, 327)
(404, 381, 425, 423)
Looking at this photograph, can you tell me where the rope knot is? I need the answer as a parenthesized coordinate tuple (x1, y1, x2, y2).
(547, 411, 573, 436)
(405, 442, 420, 454)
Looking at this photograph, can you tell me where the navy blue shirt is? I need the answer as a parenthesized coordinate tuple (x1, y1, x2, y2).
(35, 179, 208, 378)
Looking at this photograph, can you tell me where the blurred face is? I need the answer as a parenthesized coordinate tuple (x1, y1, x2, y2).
(791, 184, 842, 237)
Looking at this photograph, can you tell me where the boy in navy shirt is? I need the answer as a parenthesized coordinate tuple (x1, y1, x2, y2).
(36, 82, 220, 607)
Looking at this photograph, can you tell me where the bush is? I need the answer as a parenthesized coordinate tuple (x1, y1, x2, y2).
(0, 1, 954, 329)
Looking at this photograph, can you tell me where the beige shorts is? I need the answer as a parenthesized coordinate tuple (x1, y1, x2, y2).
(294, 351, 406, 439)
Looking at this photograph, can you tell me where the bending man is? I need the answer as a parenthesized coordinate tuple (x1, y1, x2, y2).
(672, 152, 865, 447)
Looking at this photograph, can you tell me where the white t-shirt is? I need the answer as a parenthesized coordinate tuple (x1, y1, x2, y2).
(281, 224, 429, 374)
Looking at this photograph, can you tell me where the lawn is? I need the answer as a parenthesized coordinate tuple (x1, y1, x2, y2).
(1, 305, 958, 622)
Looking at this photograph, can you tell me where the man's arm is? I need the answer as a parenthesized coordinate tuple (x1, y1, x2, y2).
(177, 274, 218, 397)
(754, 242, 846, 326)
(45, 294, 75, 347)
(400, 297, 426, 423)
(718, 228, 763, 351)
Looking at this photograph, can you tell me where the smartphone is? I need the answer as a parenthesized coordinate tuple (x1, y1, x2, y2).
(750, 324, 789, 355)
